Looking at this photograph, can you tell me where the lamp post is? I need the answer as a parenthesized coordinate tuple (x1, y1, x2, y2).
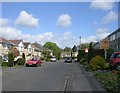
(79, 36, 81, 50)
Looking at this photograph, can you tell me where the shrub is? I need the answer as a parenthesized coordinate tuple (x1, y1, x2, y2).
(2, 62, 9, 67)
(95, 71, 119, 93)
(0, 56, 3, 65)
(8, 53, 14, 67)
(40, 57, 45, 60)
(17, 58, 25, 65)
(103, 63, 110, 70)
(90, 56, 106, 71)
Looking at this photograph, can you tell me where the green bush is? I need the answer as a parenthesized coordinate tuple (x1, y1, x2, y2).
(103, 63, 110, 70)
(2, 62, 9, 67)
(17, 58, 25, 65)
(0, 56, 3, 64)
(40, 57, 45, 60)
(95, 71, 119, 93)
(8, 53, 14, 67)
(46, 58, 51, 61)
(90, 56, 106, 71)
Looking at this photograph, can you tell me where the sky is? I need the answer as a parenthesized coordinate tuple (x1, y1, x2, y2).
(0, 1, 119, 49)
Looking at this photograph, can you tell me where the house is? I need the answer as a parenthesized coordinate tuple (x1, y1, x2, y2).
(9, 39, 24, 56)
(32, 42, 53, 58)
(93, 42, 100, 49)
(100, 37, 109, 50)
(23, 42, 33, 60)
(108, 28, 120, 52)
(0, 37, 13, 57)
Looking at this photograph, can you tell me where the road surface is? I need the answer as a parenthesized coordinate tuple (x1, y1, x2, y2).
(2, 61, 105, 92)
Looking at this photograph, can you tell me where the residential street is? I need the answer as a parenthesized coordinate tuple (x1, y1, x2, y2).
(2, 61, 105, 92)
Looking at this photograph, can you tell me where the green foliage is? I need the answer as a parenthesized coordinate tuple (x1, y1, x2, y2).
(80, 43, 89, 49)
(103, 63, 110, 70)
(8, 53, 14, 67)
(2, 62, 9, 67)
(95, 71, 119, 93)
(17, 58, 25, 65)
(77, 50, 86, 61)
(90, 56, 106, 71)
(22, 53, 25, 59)
(89, 42, 93, 49)
(106, 48, 114, 62)
(88, 49, 104, 62)
(44, 42, 61, 60)
(40, 57, 45, 60)
(72, 45, 77, 52)
(0, 56, 3, 64)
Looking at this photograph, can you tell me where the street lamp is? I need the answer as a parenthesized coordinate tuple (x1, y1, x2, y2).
(79, 36, 81, 50)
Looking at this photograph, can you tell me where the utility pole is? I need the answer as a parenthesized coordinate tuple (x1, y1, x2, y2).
(79, 36, 81, 50)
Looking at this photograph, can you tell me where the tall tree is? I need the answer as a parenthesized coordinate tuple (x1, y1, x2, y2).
(72, 45, 77, 52)
(44, 42, 61, 60)
(81, 43, 89, 49)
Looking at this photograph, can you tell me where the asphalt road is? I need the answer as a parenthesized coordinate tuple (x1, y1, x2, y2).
(2, 61, 105, 92)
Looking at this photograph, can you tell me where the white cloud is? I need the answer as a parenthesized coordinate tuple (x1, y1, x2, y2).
(96, 28, 110, 40)
(81, 28, 110, 43)
(0, 18, 9, 27)
(15, 11, 39, 28)
(102, 11, 118, 24)
(0, 26, 23, 39)
(90, 0, 114, 11)
(0, 25, 110, 49)
(57, 14, 72, 27)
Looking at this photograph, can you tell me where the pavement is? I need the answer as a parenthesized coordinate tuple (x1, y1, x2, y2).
(66, 63, 106, 92)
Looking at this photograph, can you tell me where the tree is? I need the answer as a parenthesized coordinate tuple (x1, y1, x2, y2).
(10, 46, 20, 57)
(81, 43, 89, 49)
(72, 45, 77, 52)
(44, 42, 61, 60)
(8, 53, 14, 67)
(89, 42, 93, 50)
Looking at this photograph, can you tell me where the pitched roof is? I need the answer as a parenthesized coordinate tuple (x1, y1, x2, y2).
(0, 37, 13, 44)
(9, 39, 22, 45)
(23, 42, 30, 48)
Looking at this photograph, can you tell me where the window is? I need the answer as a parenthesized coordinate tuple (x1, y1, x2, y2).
(117, 31, 120, 38)
(110, 34, 116, 41)
(116, 54, 120, 58)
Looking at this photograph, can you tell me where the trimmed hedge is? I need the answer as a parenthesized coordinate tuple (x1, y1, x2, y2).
(2, 62, 9, 67)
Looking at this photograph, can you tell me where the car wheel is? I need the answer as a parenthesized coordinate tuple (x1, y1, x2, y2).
(26, 64, 28, 67)
(116, 63, 120, 71)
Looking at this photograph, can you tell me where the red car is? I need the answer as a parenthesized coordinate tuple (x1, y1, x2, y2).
(109, 52, 120, 71)
(26, 57, 42, 67)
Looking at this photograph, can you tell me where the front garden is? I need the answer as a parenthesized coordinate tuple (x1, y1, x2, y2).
(78, 47, 120, 93)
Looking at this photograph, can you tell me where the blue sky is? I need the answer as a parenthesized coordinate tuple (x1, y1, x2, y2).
(0, 2, 118, 48)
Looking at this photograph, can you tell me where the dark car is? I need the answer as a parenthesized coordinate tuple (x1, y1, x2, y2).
(65, 57, 72, 63)
(109, 52, 120, 71)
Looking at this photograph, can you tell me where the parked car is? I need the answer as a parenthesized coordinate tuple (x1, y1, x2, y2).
(26, 56, 42, 67)
(65, 57, 72, 63)
(50, 56, 57, 62)
(109, 52, 120, 71)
